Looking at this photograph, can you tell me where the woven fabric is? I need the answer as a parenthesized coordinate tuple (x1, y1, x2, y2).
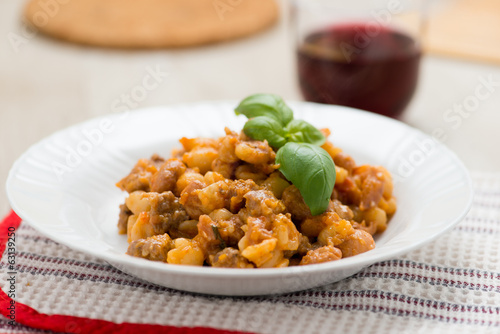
(1, 172, 499, 334)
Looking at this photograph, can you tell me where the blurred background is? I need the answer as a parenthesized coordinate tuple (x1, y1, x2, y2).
(2, 0, 500, 218)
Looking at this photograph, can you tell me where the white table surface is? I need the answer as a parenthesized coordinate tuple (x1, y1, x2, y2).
(2, 0, 500, 218)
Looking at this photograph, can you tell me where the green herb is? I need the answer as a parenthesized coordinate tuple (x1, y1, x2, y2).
(276, 143, 335, 216)
(211, 225, 226, 250)
(285, 119, 326, 146)
(236, 94, 326, 149)
(235, 93, 293, 126)
(243, 116, 287, 148)
(234, 93, 336, 215)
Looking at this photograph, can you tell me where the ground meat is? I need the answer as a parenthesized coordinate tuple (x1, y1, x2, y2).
(194, 215, 223, 258)
(215, 215, 245, 248)
(259, 172, 290, 199)
(245, 216, 273, 245)
(201, 181, 231, 216)
(352, 221, 377, 235)
(299, 245, 342, 265)
(180, 179, 260, 219)
(235, 164, 267, 181)
(118, 126, 396, 268)
(227, 179, 260, 213)
(196, 181, 231, 214)
(210, 248, 254, 268)
(301, 212, 342, 238)
(150, 158, 186, 193)
(244, 190, 285, 218)
(337, 229, 375, 257)
(252, 162, 279, 175)
(116, 155, 165, 193)
(328, 200, 354, 220)
(282, 185, 311, 221)
(334, 176, 362, 207)
(117, 203, 132, 235)
(211, 158, 239, 179)
(176, 220, 199, 239)
(195, 211, 245, 256)
(317, 219, 355, 246)
(179, 180, 207, 219)
(148, 191, 190, 238)
(333, 152, 356, 174)
(352, 165, 386, 211)
(237, 215, 280, 267)
(127, 233, 173, 262)
(296, 234, 315, 256)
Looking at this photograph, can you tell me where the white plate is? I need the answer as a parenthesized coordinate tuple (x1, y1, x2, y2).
(6, 101, 473, 296)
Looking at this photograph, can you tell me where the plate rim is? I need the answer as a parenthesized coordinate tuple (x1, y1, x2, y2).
(6, 101, 474, 281)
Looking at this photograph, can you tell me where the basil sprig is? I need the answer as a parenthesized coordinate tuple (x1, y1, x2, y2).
(243, 116, 287, 148)
(235, 93, 293, 126)
(235, 94, 336, 216)
(235, 94, 326, 149)
(285, 119, 326, 147)
(276, 143, 335, 215)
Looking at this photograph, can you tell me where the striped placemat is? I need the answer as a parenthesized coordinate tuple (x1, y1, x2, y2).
(1, 172, 499, 334)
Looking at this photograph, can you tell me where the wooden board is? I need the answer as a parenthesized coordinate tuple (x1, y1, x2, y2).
(425, 0, 500, 64)
(23, 0, 279, 48)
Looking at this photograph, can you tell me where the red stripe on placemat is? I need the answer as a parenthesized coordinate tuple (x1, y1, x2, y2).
(0, 211, 252, 334)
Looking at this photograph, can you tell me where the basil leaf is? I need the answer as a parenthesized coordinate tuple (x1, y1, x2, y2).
(285, 119, 326, 146)
(235, 94, 294, 126)
(276, 142, 335, 216)
(243, 116, 287, 148)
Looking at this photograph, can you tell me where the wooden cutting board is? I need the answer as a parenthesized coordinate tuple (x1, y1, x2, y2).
(23, 0, 279, 48)
(425, 0, 500, 64)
